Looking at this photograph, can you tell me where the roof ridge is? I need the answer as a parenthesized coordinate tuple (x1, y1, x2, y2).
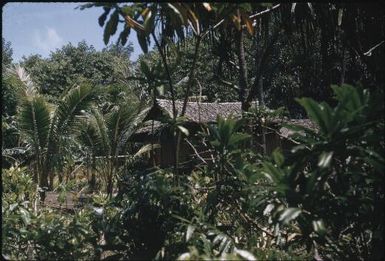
(156, 98, 242, 105)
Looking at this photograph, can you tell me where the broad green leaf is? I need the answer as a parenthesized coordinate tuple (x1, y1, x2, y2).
(296, 98, 328, 134)
(140, 60, 151, 79)
(177, 253, 191, 261)
(318, 151, 333, 168)
(263, 203, 275, 216)
(291, 3, 297, 14)
(167, 3, 188, 25)
(228, 133, 250, 146)
(312, 220, 326, 236)
(279, 208, 301, 224)
(134, 143, 160, 158)
(143, 10, 155, 34)
(98, 7, 111, 27)
(262, 162, 283, 183)
(234, 248, 257, 261)
(177, 125, 189, 136)
(118, 25, 131, 46)
(156, 85, 165, 96)
(338, 8, 343, 26)
(185, 224, 195, 242)
(185, 6, 200, 35)
(138, 33, 148, 53)
(19, 96, 52, 151)
(243, 14, 254, 35)
(218, 235, 231, 253)
(19, 207, 31, 225)
(307, 3, 315, 17)
(272, 149, 284, 166)
(103, 9, 119, 45)
(9, 203, 18, 211)
(202, 3, 212, 11)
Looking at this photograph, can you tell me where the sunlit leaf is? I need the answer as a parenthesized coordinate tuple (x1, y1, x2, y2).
(203, 3, 212, 12)
(125, 15, 145, 32)
(243, 15, 254, 35)
(234, 248, 257, 260)
(312, 219, 326, 237)
(338, 8, 343, 26)
(279, 208, 301, 224)
(143, 10, 155, 34)
(19, 207, 31, 225)
(185, 224, 195, 242)
(291, 3, 297, 15)
(318, 151, 333, 168)
(177, 125, 189, 136)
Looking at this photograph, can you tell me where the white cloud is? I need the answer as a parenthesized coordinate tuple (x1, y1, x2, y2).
(33, 27, 63, 54)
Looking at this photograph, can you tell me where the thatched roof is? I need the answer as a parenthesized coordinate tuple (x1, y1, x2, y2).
(135, 99, 317, 137)
(155, 99, 244, 123)
(279, 119, 318, 138)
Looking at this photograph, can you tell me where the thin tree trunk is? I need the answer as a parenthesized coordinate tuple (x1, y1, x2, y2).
(258, 77, 267, 154)
(91, 154, 96, 192)
(49, 170, 54, 190)
(176, 36, 202, 178)
(151, 32, 178, 173)
(340, 45, 346, 86)
(107, 159, 113, 197)
(237, 28, 248, 110)
(257, 77, 264, 107)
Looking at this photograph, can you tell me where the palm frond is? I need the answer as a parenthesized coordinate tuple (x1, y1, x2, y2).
(6, 64, 37, 96)
(89, 107, 111, 155)
(18, 96, 52, 153)
(50, 83, 95, 142)
(105, 103, 139, 155)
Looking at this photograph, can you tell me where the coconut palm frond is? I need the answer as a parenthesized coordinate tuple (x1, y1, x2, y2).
(89, 107, 111, 155)
(117, 105, 151, 151)
(18, 96, 52, 153)
(6, 64, 38, 96)
(51, 83, 95, 142)
(134, 143, 161, 158)
(105, 102, 143, 155)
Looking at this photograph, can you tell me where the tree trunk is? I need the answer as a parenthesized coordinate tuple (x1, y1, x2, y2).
(39, 168, 48, 203)
(176, 37, 202, 179)
(340, 46, 346, 86)
(49, 171, 54, 190)
(257, 77, 264, 107)
(107, 177, 113, 197)
(90, 154, 96, 192)
(237, 28, 249, 111)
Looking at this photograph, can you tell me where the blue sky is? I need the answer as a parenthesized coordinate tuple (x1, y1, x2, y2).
(2, 2, 144, 62)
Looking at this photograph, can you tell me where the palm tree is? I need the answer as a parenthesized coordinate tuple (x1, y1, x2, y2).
(10, 65, 95, 197)
(77, 96, 150, 196)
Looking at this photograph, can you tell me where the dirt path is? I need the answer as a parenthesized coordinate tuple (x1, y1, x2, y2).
(43, 191, 77, 210)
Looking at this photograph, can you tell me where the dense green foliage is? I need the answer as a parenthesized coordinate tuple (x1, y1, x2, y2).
(20, 41, 134, 99)
(2, 2, 384, 260)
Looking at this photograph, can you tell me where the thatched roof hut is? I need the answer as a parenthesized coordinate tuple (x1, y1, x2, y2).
(131, 99, 317, 167)
(135, 98, 316, 137)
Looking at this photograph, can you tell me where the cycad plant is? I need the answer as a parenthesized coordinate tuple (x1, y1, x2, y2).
(9, 65, 95, 195)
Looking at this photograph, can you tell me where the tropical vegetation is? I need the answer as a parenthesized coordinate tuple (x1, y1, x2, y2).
(2, 2, 384, 260)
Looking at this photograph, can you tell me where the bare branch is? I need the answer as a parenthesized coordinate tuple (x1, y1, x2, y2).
(249, 4, 281, 19)
(185, 138, 207, 164)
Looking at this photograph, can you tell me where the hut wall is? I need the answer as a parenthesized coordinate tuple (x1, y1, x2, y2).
(265, 132, 282, 154)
